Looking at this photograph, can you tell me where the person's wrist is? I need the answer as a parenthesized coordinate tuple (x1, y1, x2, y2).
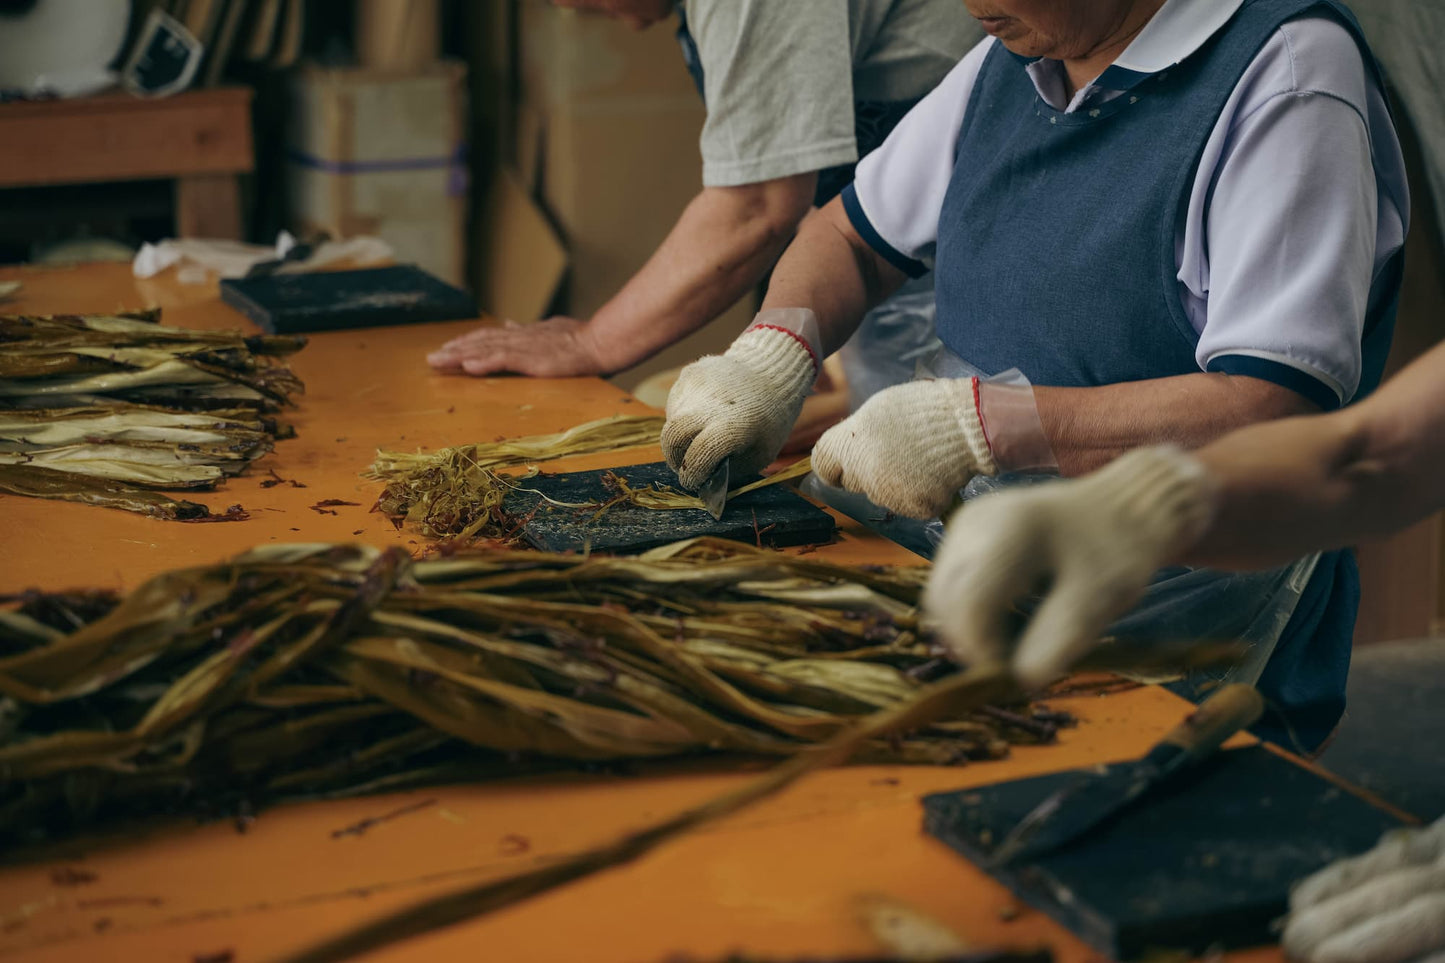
(572, 318, 627, 375)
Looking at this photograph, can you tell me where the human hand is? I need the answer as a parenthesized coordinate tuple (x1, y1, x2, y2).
(1283, 816, 1445, 963)
(922, 446, 1216, 687)
(426, 316, 607, 377)
(811, 378, 996, 519)
(661, 314, 818, 490)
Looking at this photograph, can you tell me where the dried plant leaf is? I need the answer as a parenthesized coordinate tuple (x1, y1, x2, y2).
(0, 464, 212, 518)
(368, 414, 665, 477)
(0, 311, 304, 518)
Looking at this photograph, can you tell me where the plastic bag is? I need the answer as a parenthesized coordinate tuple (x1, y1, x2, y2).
(837, 273, 941, 410)
(132, 232, 393, 284)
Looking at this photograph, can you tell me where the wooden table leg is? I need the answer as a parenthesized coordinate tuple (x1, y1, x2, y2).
(175, 172, 243, 239)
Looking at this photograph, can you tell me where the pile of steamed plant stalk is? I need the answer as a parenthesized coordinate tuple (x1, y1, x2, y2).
(0, 309, 305, 520)
(0, 538, 1237, 963)
(0, 537, 1078, 846)
(366, 413, 810, 543)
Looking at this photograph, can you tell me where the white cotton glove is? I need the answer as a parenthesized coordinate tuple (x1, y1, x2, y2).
(1283, 816, 1445, 963)
(812, 378, 998, 519)
(922, 446, 1217, 688)
(662, 310, 819, 490)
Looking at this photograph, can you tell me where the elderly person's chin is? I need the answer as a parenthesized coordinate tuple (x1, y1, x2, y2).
(964, 0, 1164, 62)
(550, 0, 675, 31)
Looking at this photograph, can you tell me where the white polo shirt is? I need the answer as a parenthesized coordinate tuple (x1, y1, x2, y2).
(843, 0, 1409, 407)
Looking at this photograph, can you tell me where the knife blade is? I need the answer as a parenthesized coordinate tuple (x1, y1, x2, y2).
(798, 473, 938, 557)
(698, 457, 729, 521)
(988, 682, 1265, 866)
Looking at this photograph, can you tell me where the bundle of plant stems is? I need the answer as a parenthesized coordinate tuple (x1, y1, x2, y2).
(0, 537, 1071, 845)
(367, 414, 666, 540)
(367, 414, 815, 543)
(0, 310, 305, 519)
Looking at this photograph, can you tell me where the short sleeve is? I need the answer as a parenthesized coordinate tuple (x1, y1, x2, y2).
(689, 0, 858, 187)
(1193, 17, 1407, 409)
(843, 37, 993, 277)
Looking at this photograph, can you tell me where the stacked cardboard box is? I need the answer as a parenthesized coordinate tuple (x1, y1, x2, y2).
(285, 61, 469, 286)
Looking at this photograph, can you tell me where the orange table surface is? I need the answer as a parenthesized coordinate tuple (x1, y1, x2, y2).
(0, 262, 1293, 963)
(0, 263, 920, 594)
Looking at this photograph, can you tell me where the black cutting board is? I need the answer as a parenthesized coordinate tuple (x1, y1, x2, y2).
(500, 461, 836, 554)
(923, 746, 1401, 960)
(220, 265, 477, 333)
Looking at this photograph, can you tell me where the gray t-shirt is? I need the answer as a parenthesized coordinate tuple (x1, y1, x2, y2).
(681, 0, 982, 187)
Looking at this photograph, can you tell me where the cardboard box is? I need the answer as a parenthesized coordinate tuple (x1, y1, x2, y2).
(513, 1, 754, 390)
(285, 62, 468, 285)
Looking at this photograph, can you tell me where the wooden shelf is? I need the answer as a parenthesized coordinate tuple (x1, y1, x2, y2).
(0, 88, 254, 240)
(0, 87, 253, 188)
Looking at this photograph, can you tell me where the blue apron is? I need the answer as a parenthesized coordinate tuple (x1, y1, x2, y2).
(931, 0, 1401, 752)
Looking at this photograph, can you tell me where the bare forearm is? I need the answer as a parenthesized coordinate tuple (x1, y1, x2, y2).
(761, 197, 907, 355)
(588, 175, 815, 372)
(1184, 342, 1445, 569)
(1033, 373, 1319, 476)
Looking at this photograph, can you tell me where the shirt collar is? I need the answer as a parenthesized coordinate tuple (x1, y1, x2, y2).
(1008, 0, 1248, 111)
(1103, 0, 1248, 83)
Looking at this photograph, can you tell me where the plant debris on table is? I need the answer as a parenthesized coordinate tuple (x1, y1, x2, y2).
(0, 310, 305, 519)
(367, 414, 813, 544)
(0, 538, 1073, 845)
(367, 414, 665, 540)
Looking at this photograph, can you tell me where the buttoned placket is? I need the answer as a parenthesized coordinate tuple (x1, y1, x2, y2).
(1023, 58, 1138, 114)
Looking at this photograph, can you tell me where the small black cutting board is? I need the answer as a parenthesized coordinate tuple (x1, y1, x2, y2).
(500, 461, 835, 554)
(220, 265, 477, 334)
(923, 745, 1401, 960)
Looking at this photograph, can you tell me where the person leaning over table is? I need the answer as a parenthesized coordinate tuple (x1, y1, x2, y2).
(922, 346, 1445, 963)
(428, 0, 981, 437)
(660, 0, 1409, 752)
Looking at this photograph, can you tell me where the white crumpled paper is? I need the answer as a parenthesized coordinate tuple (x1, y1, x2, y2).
(132, 232, 393, 284)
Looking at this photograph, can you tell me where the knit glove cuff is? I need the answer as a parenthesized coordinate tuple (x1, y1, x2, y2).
(942, 378, 999, 477)
(726, 324, 818, 399)
(1084, 445, 1219, 559)
(742, 307, 822, 377)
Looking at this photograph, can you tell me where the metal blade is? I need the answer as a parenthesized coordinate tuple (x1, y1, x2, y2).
(989, 683, 1264, 866)
(698, 458, 729, 521)
(798, 474, 937, 558)
(988, 763, 1157, 867)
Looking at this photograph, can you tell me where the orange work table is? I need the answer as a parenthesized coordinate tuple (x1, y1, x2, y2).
(0, 262, 1299, 963)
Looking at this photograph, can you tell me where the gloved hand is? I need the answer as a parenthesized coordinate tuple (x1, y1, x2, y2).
(661, 309, 820, 490)
(812, 378, 998, 519)
(1283, 816, 1445, 963)
(922, 446, 1216, 688)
